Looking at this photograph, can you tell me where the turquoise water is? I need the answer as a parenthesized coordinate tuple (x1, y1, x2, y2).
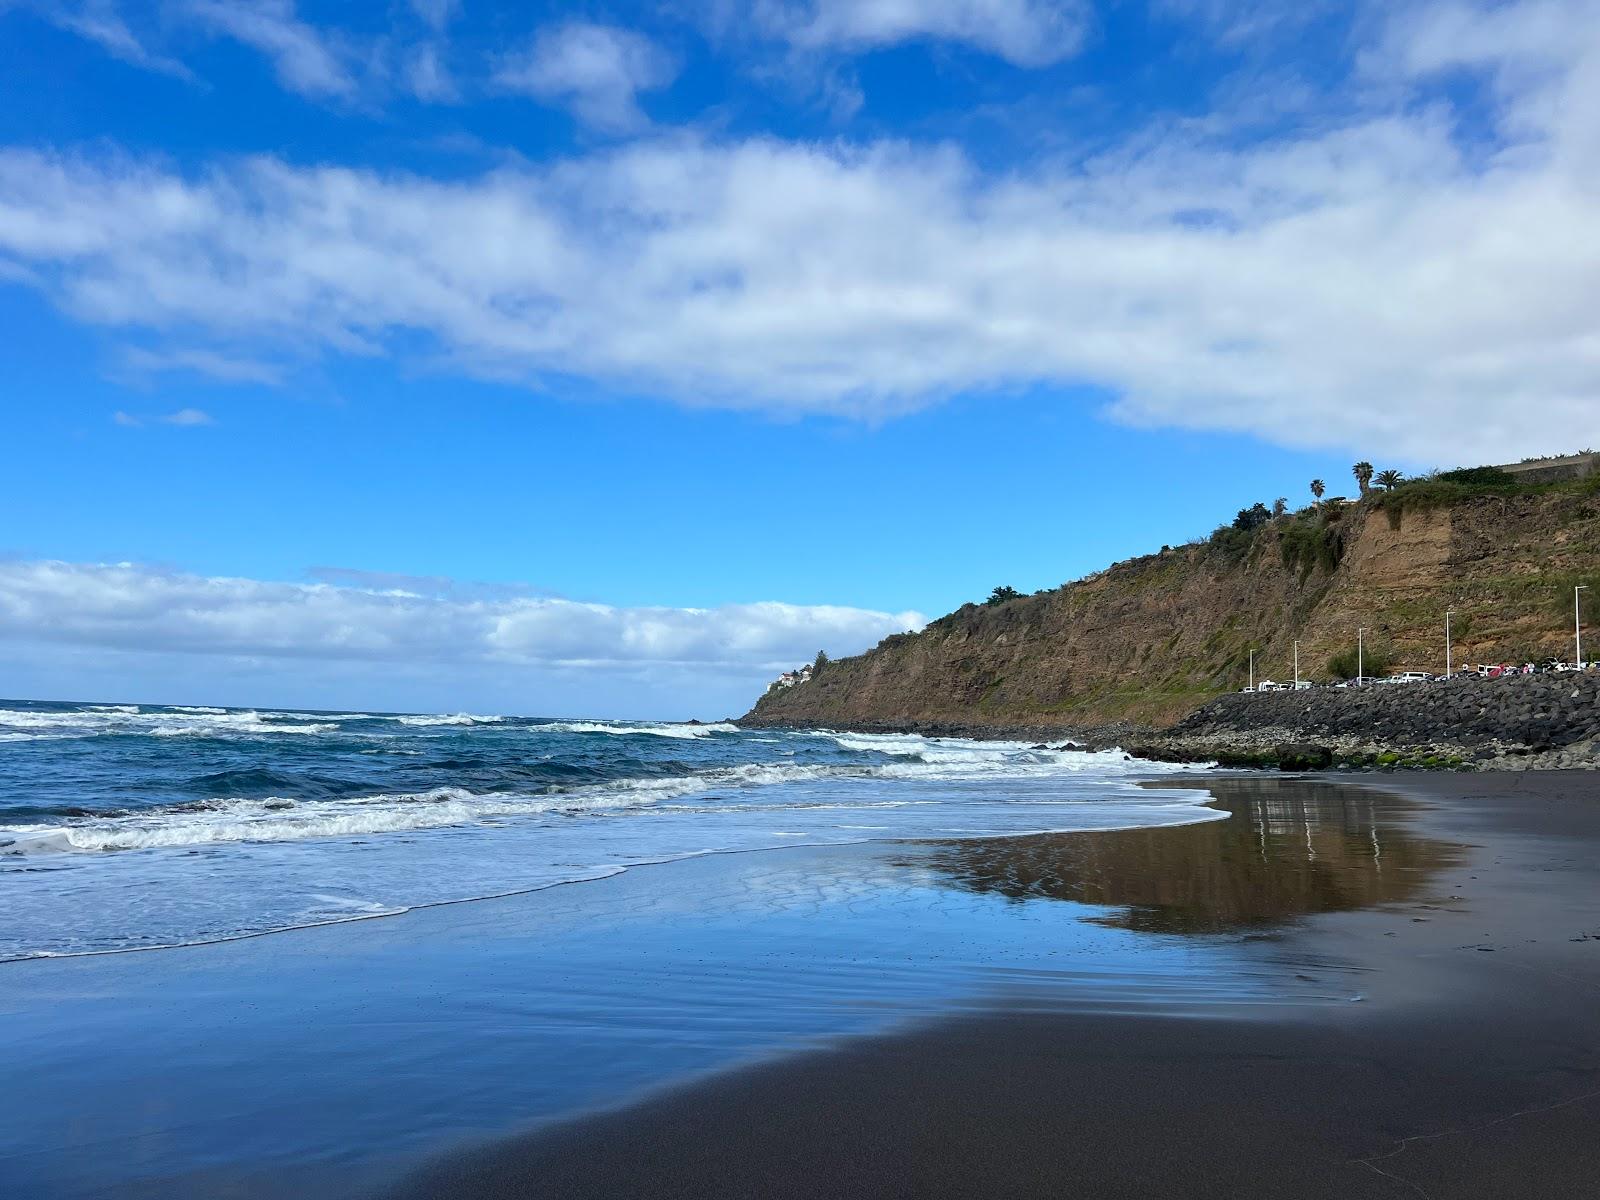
(0, 699, 1218, 958)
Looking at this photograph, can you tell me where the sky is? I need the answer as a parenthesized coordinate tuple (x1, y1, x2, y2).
(2, 0, 1598, 717)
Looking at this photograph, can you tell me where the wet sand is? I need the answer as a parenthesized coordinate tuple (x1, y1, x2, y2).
(5, 772, 1599, 1198)
(390, 772, 1600, 1200)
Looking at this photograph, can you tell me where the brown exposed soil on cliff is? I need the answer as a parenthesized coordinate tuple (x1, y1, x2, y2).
(743, 486, 1600, 735)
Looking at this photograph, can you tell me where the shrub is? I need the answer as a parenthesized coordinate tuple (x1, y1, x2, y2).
(1438, 465, 1518, 488)
(1207, 524, 1256, 560)
(986, 585, 1023, 605)
(1279, 518, 1346, 577)
(1326, 647, 1394, 680)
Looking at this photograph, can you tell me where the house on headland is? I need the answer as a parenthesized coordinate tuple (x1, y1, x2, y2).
(767, 664, 814, 692)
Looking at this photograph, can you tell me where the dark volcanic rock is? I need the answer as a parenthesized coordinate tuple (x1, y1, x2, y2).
(1128, 672, 1600, 770)
(1275, 744, 1334, 771)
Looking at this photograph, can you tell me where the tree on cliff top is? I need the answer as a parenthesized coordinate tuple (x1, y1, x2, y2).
(1353, 461, 1374, 496)
(1310, 479, 1326, 507)
(986, 585, 1023, 605)
(1375, 469, 1405, 490)
(1233, 503, 1272, 532)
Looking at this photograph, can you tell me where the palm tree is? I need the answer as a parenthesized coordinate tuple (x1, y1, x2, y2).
(1272, 497, 1287, 518)
(1374, 469, 1404, 490)
(1310, 479, 1325, 508)
(1353, 461, 1373, 496)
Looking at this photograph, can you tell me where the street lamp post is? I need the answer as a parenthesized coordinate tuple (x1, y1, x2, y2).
(1446, 609, 1454, 679)
(1294, 640, 1300, 688)
(1578, 586, 1588, 668)
(1358, 627, 1366, 686)
(1248, 648, 1256, 692)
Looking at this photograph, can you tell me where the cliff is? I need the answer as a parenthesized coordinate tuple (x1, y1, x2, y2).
(742, 478, 1600, 736)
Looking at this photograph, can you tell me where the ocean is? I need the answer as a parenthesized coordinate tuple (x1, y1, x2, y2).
(0, 698, 1218, 960)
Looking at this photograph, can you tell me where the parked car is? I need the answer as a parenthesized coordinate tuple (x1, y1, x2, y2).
(1393, 671, 1433, 684)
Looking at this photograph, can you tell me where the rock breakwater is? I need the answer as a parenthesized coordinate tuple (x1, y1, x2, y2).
(1130, 673, 1600, 770)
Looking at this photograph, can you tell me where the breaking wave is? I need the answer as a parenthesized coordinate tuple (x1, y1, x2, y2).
(530, 720, 739, 739)
(0, 707, 342, 738)
(394, 713, 506, 727)
(0, 748, 1201, 858)
(0, 698, 1219, 957)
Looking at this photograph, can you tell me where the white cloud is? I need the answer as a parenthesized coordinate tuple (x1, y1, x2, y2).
(183, 0, 355, 99)
(121, 346, 284, 384)
(0, 560, 923, 675)
(734, 0, 1092, 66)
(409, 0, 459, 33)
(162, 407, 215, 425)
(19, 0, 193, 77)
(406, 40, 457, 101)
(1153, 0, 1331, 45)
(3, 1, 1599, 463)
(110, 407, 217, 427)
(494, 22, 677, 132)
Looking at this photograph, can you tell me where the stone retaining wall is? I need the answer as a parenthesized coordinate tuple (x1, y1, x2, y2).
(1130, 673, 1600, 770)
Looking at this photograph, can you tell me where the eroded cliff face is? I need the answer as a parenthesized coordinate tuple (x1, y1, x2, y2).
(742, 490, 1600, 734)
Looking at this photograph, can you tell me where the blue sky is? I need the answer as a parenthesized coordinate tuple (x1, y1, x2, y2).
(2, 0, 1597, 717)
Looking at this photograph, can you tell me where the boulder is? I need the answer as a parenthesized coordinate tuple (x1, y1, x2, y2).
(1275, 743, 1334, 771)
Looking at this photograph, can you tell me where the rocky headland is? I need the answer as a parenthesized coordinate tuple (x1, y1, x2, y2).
(742, 463, 1600, 770)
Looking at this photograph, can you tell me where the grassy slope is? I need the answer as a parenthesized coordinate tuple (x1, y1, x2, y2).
(745, 474, 1600, 733)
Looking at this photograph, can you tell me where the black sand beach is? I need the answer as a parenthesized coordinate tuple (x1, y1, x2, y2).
(391, 773, 1600, 1200)
(5, 772, 1599, 1198)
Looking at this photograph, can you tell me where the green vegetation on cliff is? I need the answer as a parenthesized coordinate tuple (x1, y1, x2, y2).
(745, 460, 1600, 734)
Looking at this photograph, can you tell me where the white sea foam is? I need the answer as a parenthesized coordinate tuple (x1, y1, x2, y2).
(0, 716, 1223, 958)
(263, 711, 376, 722)
(0, 743, 1205, 858)
(820, 730, 1149, 778)
(532, 720, 738, 739)
(0, 707, 339, 738)
(395, 713, 505, 726)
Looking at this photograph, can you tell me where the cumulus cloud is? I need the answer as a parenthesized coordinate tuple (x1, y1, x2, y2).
(183, 0, 355, 99)
(494, 22, 677, 132)
(742, 0, 1092, 66)
(0, 560, 924, 673)
(2, 0, 1598, 462)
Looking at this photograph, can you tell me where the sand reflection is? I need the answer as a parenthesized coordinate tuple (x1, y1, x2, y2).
(897, 779, 1465, 934)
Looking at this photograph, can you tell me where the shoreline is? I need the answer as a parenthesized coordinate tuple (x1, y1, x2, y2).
(735, 714, 1145, 748)
(0, 792, 1229, 967)
(6, 771, 1600, 1197)
(388, 770, 1600, 1199)
(739, 702, 1600, 771)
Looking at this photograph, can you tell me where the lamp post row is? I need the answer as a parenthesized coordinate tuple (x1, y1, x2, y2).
(1248, 587, 1588, 689)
